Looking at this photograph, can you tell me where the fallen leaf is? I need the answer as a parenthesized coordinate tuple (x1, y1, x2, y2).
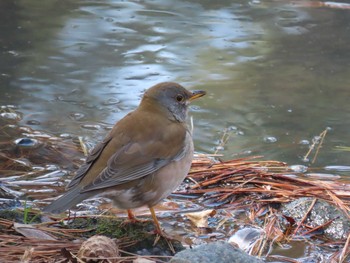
(185, 210, 216, 228)
(13, 223, 56, 240)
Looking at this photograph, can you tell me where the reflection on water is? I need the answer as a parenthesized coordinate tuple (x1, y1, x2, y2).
(1, 0, 349, 170)
(1, 0, 350, 258)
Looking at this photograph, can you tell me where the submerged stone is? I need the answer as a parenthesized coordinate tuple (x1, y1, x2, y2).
(14, 138, 40, 148)
(282, 197, 350, 240)
(170, 241, 263, 263)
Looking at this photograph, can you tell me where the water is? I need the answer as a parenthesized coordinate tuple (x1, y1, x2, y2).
(1, 0, 350, 260)
(1, 0, 349, 170)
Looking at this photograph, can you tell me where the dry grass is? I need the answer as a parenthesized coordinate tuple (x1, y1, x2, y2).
(187, 156, 350, 213)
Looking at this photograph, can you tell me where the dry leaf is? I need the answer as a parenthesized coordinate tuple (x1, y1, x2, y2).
(13, 223, 56, 240)
(185, 210, 216, 228)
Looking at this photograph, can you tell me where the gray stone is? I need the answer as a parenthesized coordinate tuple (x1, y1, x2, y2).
(170, 241, 264, 263)
(282, 197, 350, 240)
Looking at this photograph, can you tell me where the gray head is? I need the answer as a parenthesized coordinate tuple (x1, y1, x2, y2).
(141, 82, 206, 122)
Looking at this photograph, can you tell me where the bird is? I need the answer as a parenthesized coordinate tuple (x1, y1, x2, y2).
(43, 82, 206, 234)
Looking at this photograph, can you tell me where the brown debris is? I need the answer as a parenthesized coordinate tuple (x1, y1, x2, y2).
(183, 155, 350, 262)
(0, 144, 349, 261)
(181, 157, 350, 213)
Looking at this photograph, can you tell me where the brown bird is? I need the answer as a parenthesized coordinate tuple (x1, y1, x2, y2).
(43, 82, 206, 234)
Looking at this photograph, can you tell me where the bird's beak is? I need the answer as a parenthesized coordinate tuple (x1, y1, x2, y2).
(189, 90, 206, 101)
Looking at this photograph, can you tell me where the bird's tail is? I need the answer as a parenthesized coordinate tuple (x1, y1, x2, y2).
(43, 187, 90, 214)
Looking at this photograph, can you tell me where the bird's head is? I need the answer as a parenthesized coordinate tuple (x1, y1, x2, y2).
(141, 82, 206, 122)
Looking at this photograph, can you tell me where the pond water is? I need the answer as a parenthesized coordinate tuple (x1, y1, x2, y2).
(1, 0, 350, 261)
(1, 0, 350, 170)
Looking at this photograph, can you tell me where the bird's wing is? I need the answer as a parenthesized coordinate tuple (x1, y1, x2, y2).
(66, 135, 113, 190)
(81, 139, 188, 192)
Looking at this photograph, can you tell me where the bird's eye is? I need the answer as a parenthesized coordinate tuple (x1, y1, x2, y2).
(176, 94, 184, 102)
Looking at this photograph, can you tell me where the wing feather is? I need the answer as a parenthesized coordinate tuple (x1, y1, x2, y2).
(81, 139, 187, 192)
(66, 136, 113, 189)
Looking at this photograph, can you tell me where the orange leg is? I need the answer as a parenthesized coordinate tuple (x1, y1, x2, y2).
(149, 206, 162, 235)
(149, 207, 175, 253)
(127, 209, 136, 220)
(121, 209, 143, 225)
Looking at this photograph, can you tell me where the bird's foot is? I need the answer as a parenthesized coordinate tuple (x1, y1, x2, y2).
(121, 210, 148, 226)
(153, 231, 176, 254)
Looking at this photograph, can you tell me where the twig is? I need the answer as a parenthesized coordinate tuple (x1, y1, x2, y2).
(78, 136, 89, 157)
(301, 218, 334, 236)
(292, 198, 317, 236)
(311, 128, 328, 164)
(302, 128, 329, 163)
(214, 128, 231, 155)
(326, 189, 350, 219)
(339, 232, 350, 263)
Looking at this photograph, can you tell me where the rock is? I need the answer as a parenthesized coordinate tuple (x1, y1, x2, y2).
(282, 197, 350, 240)
(170, 241, 263, 263)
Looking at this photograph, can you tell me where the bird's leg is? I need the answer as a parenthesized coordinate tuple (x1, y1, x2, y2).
(127, 209, 136, 220)
(121, 209, 145, 225)
(149, 206, 175, 254)
(149, 206, 162, 235)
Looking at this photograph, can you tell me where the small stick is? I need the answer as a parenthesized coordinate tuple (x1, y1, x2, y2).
(78, 137, 89, 157)
(293, 198, 317, 236)
(214, 128, 231, 155)
(311, 128, 329, 164)
(302, 128, 329, 163)
(301, 218, 334, 236)
(326, 189, 350, 219)
(339, 232, 350, 263)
